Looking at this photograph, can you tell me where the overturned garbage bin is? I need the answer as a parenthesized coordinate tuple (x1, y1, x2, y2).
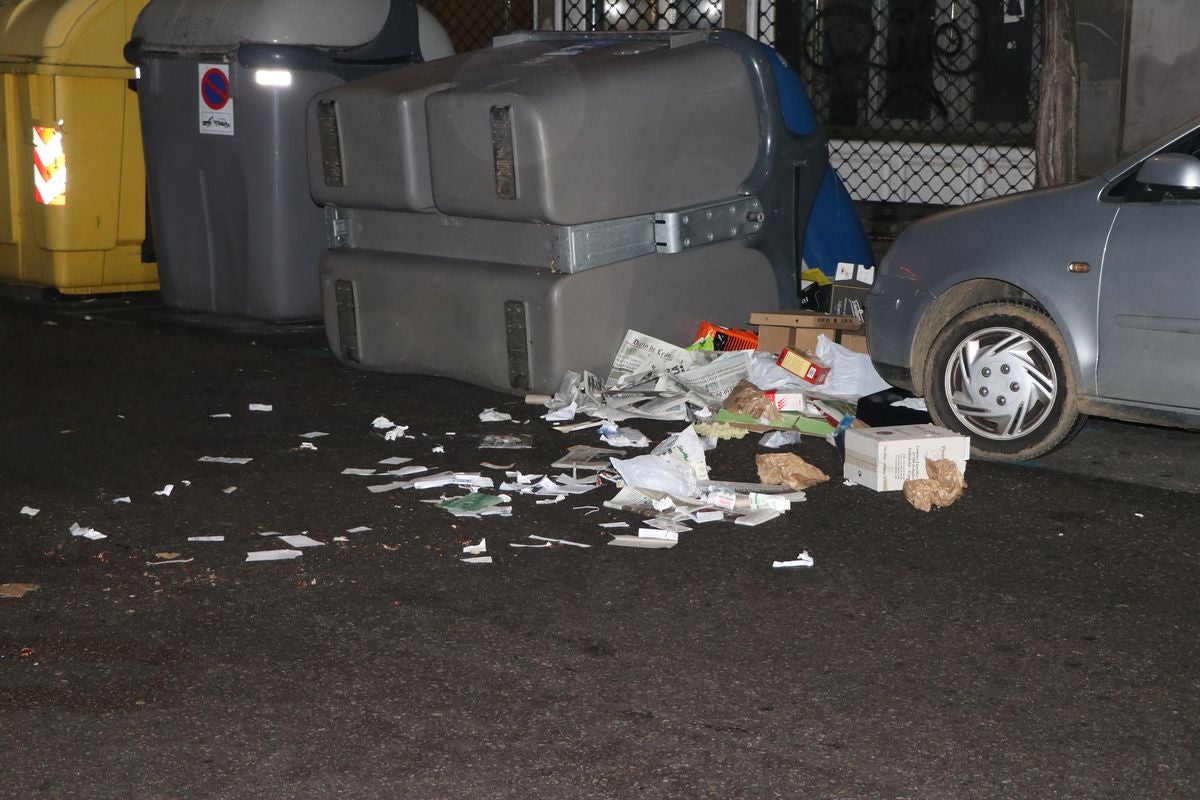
(307, 30, 828, 394)
(0, 0, 157, 295)
(125, 0, 452, 322)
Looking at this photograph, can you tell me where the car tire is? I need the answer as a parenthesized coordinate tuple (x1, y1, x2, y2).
(924, 302, 1085, 462)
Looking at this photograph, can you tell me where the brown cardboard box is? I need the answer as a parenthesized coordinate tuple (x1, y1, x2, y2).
(749, 310, 865, 355)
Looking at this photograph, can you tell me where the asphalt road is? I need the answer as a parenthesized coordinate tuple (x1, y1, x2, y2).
(2, 295, 1198, 799)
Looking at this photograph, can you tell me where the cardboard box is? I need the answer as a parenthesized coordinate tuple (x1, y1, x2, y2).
(776, 347, 830, 385)
(843, 424, 970, 492)
(750, 310, 863, 355)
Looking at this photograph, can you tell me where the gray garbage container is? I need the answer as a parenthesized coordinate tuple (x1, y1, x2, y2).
(126, 0, 452, 321)
(308, 30, 827, 394)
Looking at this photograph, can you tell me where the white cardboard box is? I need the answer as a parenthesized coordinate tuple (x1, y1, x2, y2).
(843, 424, 970, 492)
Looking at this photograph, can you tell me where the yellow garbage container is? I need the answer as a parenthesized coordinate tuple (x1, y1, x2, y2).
(0, 0, 156, 295)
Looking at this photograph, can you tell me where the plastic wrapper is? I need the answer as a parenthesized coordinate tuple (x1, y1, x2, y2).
(903, 458, 966, 511)
(755, 453, 830, 491)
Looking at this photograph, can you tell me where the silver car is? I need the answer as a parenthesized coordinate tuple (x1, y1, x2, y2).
(865, 118, 1200, 461)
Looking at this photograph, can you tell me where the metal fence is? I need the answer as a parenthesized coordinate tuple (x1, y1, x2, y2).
(425, 0, 1043, 208)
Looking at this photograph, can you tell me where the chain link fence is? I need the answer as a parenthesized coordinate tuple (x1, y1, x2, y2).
(425, 0, 1043, 208)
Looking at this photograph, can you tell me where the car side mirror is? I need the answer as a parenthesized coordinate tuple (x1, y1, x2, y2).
(1136, 152, 1200, 190)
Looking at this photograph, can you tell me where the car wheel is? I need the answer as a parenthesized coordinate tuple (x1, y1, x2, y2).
(925, 302, 1085, 461)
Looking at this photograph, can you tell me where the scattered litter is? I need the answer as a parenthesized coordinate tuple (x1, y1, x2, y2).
(146, 557, 194, 566)
(382, 465, 427, 477)
(749, 492, 791, 512)
(481, 461, 515, 470)
(333, 536, 349, 542)
(536, 496, 564, 505)
(372, 416, 396, 429)
(843, 424, 969, 491)
(0, 583, 39, 598)
(43, 319, 58, 326)
(553, 419, 604, 433)
(842, 479, 855, 487)
(510, 542, 553, 548)
(637, 528, 679, 543)
(69, 522, 105, 541)
(759, 430, 805, 449)
(734, 509, 781, 526)
(258, 530, 286, 537)
(528, 535, 591, 548)
(379, 456, 413, 466)
(644, 518, 690, 533)
(460, 556, 493, 564)
(756, 453, 829, 491)
(300, 431, 329, 438)
(299, 442, 318, 451)
(188, 536, 224, 542)
(155, 484, 174, 497)
(20, 506, 39, 517)
(277, 534, 325, 548)
(198, 456, 252, 465)
(903, 458, 967, 512)
(246, 549, 303, 562)
(384, 426, 409, 441)
(462, 538, 487, 554)
(431, 445, 445, 454)
(342, 468, 377, 476)
(210, 413, 232, 418)
(480, 433, 533, 449)
(367, 482, 406, 494)
(607, 534, 676, 549)
(248, 403, 273, 412)
(438, 493, 507, 517)
(597, 522, 629, 529)
(599, 421, 650, 448)
(222, 486, 238, 494)
(772, 551, 814, 569)
(691, 510, 724, 523)
(573, 505, 600, 514)
(1133, 512, 1145, 519)
(479, 408, 514, 422)
(891, 397, 928, 411)
(346, 526, 372, 534)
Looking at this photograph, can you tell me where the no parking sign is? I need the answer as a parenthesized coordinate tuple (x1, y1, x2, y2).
(198, 63, 234, 135)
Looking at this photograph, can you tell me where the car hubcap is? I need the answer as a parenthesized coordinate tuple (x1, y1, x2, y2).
(943, 326, 1057, 440)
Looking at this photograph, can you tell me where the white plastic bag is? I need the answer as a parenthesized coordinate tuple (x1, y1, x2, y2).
(609, 454, 699, 498)
(813, 335, 891, 399)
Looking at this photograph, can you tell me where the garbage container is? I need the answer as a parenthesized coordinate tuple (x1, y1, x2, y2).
(125, 0, 452, 321)
(0, 0, 157, 295)
(306, 30, 829, 395)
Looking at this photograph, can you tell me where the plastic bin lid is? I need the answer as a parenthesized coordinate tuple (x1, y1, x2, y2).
(131, 0, 404, 51)
(0, 0, 142, 64)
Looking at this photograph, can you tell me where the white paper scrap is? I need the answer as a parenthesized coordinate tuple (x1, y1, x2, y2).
(258, 530, 286, 537)
(384, 426, 409, 441)
(147, 557, 195, 566)
(644, 518, 690, 533)
(463, 538, 487, 554)
(249, 404, 273, 412)
(346, 526, 372, 534)
(509, 542, 554, 549)
(536, 496, 565, 505)
(431, 445, 445, 454)
(372, 416, 396, 429)
(460, 556, 493, 564)
(20, 506, 39, 517)
(198, 456, 252, 465)
(597, 522, 629, 529)
(382, 465, 427, 477)
(479, 408, 514, 422)
(333, 536, 349, 542)
(222, 486, 238, 494)
(366, 482, 406, 494)
(299, 442, 318, 451)
(155, 484, 174, 497)
(69, 522, 106, 541)
(300, 431, 329, 439)
(342, 468, 377, 476)
(246, 549, 303, 562)
(210, 413, 231, 419)
(113, 497, 132, 504)
(378, 456, 413, 466)
(188, 536, 224, 542)
(607, 535, 676, 549)
(772, 551, 815, 569)
(277, 534, 324, 548)
(749, 493, 791, 512)
(637, 528, 679, 542)
(528, 535, 591, 548)
(691, 510, 724, 524)
(734, 509, 781, 527)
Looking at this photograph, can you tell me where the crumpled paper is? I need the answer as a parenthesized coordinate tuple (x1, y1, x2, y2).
(755, 453, 829, 491)
(723, 379, 781, 424)
(903, 458, 966, 512)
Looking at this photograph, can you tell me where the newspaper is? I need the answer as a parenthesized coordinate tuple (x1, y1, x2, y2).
(604, 330, 709, 389)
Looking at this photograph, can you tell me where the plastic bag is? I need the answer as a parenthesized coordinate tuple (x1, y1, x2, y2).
(610, 454, 699, 498)
(813, 335, 891, 399)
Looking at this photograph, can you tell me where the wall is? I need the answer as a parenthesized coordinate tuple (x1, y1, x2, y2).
(1121, 1, 1200, 157)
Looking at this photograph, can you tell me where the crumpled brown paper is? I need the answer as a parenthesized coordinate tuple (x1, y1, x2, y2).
(756, 453, 830, 491)
(723, 379, 781, 424)
(0, 583, 40, 599)
(903, 458, 967, 512)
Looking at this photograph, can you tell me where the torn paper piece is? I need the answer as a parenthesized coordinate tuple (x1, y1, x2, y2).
(651, 496, 675, 512)
(749, 493, 791, 512)
(772, 551, 814, 569)
(69, 522, 106, 540)
(481, 461, 515, 470)
(198, 456, 252, 465)
(155, 484, 174, 497)
(299, 442, 318, 451)
(553, 419, 604, 433)
(891, 397, 928, 411)
(597, 522, 629, 529)
(528, 535, 591, 548)
(438, 494, 507, 517)
(342, 468, 377, 476)
(573, 505, 600, 514)
(367, 481, 406, 494)
(543, 401, 578, 423)
(0, 583, 40, 598)
(734, 509, 781, 527)
(146, 557, 195, 566)
(637, 528, 679, 543)
(188, 536, 225, 542)
(505, 470, 543, 484)
(246, 549, 303, 562)
(333, 536, 349, 542)
(479, 408, 514, 422)
(607, 535, 676, 549)
(384, 426, 409, 441)
(553, 445, 626, 471)
(903, 458, 967, 512)
(480, 433, 533, 449)
(346, 526, 372, 534)
(258, 530, 286, 537)
(460, 556, 493, 564)
(599, 422, 650, 448)
(20, 506, 40, 517)
(756, 453, 829, 491)
(210, 413, 231, 419)
(277, 534, 325, 548)
(691, 510, 725, 523)
(379, 456, 413, 466)
(382, 465, 428, 477)
(300, 431, 329, 439)
(759, 430, 805, 449)
(536, 496, 565, 505)
(431, 445, 445, 454)
(510, 542, 553, 549)
(223, 486, 238, 494)
(372, 416, 395, 429)
(463, 538, 487, 554)
(249, 404, 273, 412)
(644, 518, 691, 533)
